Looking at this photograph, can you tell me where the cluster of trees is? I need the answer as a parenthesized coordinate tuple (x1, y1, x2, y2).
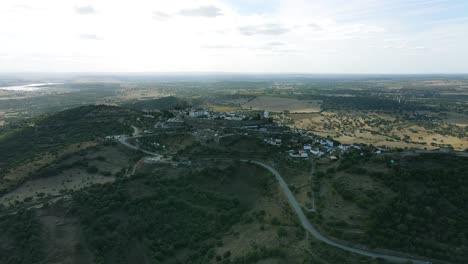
(318, 95, 431, 112)
(307, 239, 387, 264)
(331, 179, 380, 210)
(324, 154, 467, 263)
(71, 170, 246, 264)
(0, 210, 44, 264)
(0, 105, 134, 170)
(32, 155, 109, 179)
(367, 155, 468, 263)
(230, 245, 285, 264)
(122, 96, 190, 111)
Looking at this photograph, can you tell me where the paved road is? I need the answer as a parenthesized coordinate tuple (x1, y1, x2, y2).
(118, 137, 160, 156)
(243, 160, 432, 264)
(117, 134, 433, 264)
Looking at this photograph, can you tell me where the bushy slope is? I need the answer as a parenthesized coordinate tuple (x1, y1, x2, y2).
(327, 153, 468, 263)
(0, 210, 44, 264)
(0, 163, 274, 264)
(0, 105, 135, 167)
(121, 96, 189, 111)
(369, 154, 468, 263)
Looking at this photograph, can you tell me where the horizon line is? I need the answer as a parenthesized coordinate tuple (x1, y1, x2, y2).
(1, 71, 468, 76)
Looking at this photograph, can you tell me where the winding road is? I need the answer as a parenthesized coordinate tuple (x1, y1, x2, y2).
(117, 136, 160, 156)
(243, 160, 432, 264)
(117, 133, 433, 264)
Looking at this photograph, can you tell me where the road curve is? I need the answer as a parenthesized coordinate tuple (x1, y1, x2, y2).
(118, 137, 159, 156)
(243, 160, 432, 264)
(116, 135, 432, 264)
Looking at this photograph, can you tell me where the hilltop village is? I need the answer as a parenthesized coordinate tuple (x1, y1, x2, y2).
(106, 106, 401, 167)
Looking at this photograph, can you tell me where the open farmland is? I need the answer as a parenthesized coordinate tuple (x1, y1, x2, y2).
(242, 96, 321, 113)
(284, 109, 468, 150)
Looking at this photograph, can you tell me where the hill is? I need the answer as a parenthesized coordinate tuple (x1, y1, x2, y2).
(121, 96, 190, 111)
(0, 105, 136, 167)
(310, 153, 468, 263)
(0, 105, 140, 195)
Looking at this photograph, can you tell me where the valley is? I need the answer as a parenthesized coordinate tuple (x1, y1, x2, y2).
(0, 74, 467, 264)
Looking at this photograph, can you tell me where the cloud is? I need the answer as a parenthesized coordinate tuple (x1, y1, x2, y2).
(266, 41, 285, 46)
(178, 5, 223, 17)
(239, 23, 290, 36)
(79, 34, 99, 40)
(203, 43, 299, 54)
(276, 49, 301, 53)
(153, 11, 171, 21)
(1, 0, 466, 73)
(75, 6, 96, 15)
(13, 4, 39, 11)
(203, 44, 240, 49)
(308, 23, 323, 31)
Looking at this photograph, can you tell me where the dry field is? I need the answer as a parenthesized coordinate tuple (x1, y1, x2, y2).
(114, 84, 169, 101)
(207, 104, 241, 112)
(242, 96, 321, 113)
(2, 142, 98, 182)
(0, 144, 133, 206)
(0, 141, 98, 194)
(0, 169, 114, 206)
(284, 110, 468, 150)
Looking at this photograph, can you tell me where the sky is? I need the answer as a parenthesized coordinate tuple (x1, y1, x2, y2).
(1, 0, 468, 73)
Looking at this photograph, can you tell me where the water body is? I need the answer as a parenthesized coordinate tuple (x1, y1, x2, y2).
(0, 83, 62, 91)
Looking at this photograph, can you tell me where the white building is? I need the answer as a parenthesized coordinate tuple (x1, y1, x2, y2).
(289, 150, 309, 158)
(264, 110, 269, 119)
(225, 116, 244, 121)
(189, 109, 207, 117)
(309, 149, 325, 157)
(318, 139, 334, 147)
(265, 138, 282, 146)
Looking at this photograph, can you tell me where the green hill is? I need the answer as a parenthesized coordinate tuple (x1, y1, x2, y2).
(0, 105, 136, 169)
(121, 96, 189, 111)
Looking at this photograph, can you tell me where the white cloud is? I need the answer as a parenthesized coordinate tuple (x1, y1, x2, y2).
(79, 34, 100, 40)
(238, 23, 290, 36)
(153, 11, 171, 21)
(266, 41, 285, 46)
(75, 5, 96, 15)
(0, 0, 466, 73)
(178, 5, 223, 17)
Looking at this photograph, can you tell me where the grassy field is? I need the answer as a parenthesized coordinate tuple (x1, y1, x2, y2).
(0, 144, 134, 206)
(0, 141, 99, 194)
(207, 104, 241, 112)
(285, 110, 468, 150)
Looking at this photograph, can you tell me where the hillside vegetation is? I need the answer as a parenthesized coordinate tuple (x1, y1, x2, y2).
(122, 96, 189, 111)
(313, 153, 468, 263)
(0, 105, 139, 196)
(0, 105, 135, 168)
(0, 162, 284, 264)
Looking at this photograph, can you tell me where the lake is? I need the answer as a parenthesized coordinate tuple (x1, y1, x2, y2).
(0, 83, 62, 91)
